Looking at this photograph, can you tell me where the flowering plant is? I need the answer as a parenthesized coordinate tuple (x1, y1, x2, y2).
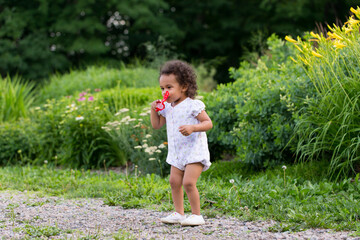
(103, 106, 168, 176)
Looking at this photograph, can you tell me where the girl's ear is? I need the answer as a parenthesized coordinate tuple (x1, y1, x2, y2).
(181, 84, 188, 93)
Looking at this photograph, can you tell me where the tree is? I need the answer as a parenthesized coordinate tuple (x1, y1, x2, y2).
(0, 0, 181, 81)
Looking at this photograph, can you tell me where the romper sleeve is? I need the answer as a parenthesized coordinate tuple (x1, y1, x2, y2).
(191, 100, 206, 117)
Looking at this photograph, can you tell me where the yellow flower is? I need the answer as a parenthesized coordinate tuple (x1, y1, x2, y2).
(327, 32, 343, 41)
(350, 7, 360, 17)
(343, 26, 353, 34)
(311, 50, 323, 58)
(285, 35, 297, 44)
(346, 16, 360, 28)
(333, 40, 346, 49)
(310, 31, 321, 41)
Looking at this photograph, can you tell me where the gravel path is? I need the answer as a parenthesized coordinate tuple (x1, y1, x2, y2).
(0, 190, 359, 240)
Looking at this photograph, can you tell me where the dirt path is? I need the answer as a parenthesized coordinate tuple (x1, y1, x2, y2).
(0, 190, 358, 239)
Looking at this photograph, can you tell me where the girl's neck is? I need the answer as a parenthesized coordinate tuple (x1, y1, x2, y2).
(171, 96, 188, 107)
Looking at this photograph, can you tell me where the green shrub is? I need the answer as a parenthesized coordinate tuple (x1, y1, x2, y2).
(29, 98, 72, 164)
(57, 101, 112, 169)
(31, 94, 115, 168)
(0, 119, 39, 165)
(35, 65, 159, 104)
(0, 76, 35, 122)
(287, 9, 360, 179)
(103, 106, 169, 176)
(98, 87, 161, 112)
(206, 34, 314, 168)
(26, 87, 170, 170)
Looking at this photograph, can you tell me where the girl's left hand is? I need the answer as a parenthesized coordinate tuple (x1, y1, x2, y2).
(179, 125, 194, 136)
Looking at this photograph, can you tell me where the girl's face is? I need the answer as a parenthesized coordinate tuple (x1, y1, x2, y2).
(159, 74, 187, 106)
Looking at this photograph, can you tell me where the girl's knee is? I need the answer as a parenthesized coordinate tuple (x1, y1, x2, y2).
(169, 177, 182, 189)
(183, 180, 196, 192)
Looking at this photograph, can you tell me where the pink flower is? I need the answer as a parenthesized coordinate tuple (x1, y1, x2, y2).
(79, 92, 87, 97)
(88, 96, 94, 101)
(77, 97, 86, 101)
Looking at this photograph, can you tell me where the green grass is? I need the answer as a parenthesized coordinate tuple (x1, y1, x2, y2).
(0, 161, 360, 232)
(35, 65, 159, 105)
(0, 75, 36, 122)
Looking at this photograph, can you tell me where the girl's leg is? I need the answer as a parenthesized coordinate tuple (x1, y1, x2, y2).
(183, 163, 203, 215)
(169, 166, 185, 214)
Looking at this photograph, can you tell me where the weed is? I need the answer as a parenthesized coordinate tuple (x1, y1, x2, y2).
(20, 224, 62, 238)
(113, 229, 137, 240)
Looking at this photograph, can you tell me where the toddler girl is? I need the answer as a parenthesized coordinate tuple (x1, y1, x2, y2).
(150, 60, 213, 226)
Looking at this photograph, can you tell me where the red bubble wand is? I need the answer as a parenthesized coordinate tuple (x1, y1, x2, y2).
(155, 91, 169, 112)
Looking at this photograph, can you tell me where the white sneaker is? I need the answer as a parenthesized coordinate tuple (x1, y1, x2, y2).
(180, 214, 205, 226)
(160, 212, 186, 224)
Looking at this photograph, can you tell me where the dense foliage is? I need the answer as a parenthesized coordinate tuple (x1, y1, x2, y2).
(1, 0, 358, 82)
(206, 34, 315, 168)
(287, 7, 360, 179)
(2, 6, 360, 180)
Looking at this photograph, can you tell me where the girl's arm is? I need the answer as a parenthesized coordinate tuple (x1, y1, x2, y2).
(179, 110, 213, 136)
(150, 100, 166, 129)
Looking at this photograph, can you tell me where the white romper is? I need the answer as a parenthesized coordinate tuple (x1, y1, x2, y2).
(159, 97, 211, 171)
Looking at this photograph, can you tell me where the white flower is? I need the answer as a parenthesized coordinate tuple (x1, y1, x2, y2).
(158, 143, 166, 149)
(120, 116, 131, 123)
(119, 108, 129, 113)
(282, 165, 287, 170)
(44, 160, 48, 164)
(134, 146, 142, 149)
(139, 113, 148, 116)
(229, 179, 235, 184)
(75, 116, 84, 121)
(142, 139, 148, 143)
(145, 134, 152, 138)
(144, 146, 157, 155)
(155, 150, 161, 153)
(149, 158, 156, 161)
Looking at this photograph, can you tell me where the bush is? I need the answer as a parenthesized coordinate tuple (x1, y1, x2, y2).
(0, 119, 39, 165)
(35, 65, 159, 104)
(30, 92, 115, 168)
(26, 87, 169, 171)
(102, 106, 169, 176)
(287, 8, 360, 179)
(98, 87, 161, 112)
(206, 34, 313, 168)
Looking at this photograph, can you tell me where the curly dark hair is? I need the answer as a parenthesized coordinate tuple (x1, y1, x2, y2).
(159, 60, 198, 99)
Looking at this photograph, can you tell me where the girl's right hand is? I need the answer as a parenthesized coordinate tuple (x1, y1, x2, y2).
(151, 100, 160, 111)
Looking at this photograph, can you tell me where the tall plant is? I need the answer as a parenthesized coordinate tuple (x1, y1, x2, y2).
(0, 76, 35, 122)
(286, 7, 360, 179)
